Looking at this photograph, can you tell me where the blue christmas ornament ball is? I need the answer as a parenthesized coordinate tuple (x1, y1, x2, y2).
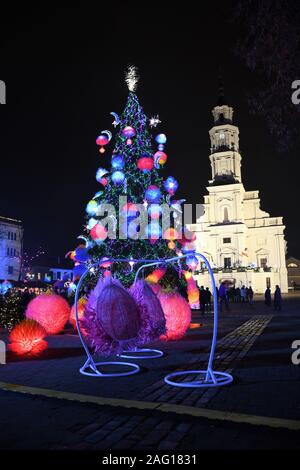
(155, 133, 167, 145)
(145, 185, 162, 203)
(112, 170, 125, 185)
(111, 155, 125, 170)
(86, 200, 98, 216)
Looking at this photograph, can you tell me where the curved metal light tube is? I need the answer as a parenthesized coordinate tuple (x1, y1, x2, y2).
(74, 253, 233, 386)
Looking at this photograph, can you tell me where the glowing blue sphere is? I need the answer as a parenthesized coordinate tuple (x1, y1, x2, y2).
(145, 185, 161, 203)
(158, 144, 165, 151)
(112, 170, 125, 185)
(164, 176, 179, 195)
(86, 200, 98, 216)
(111, 154, 125, 170)
(155, 133, 167, 145)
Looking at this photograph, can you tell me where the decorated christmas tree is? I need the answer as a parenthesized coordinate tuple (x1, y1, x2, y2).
(73, 66, 199, 305)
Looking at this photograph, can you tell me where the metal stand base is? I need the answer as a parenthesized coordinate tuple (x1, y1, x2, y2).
(118, 348, 164, 359)
(80, 358, 140, 377)
(164, 369, 233, 388)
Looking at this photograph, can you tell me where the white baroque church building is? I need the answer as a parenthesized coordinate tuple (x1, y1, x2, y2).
(188, 94, 288, 293)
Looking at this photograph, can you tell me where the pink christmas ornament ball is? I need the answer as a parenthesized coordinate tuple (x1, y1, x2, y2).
(90, 223, 108, 242)
(158, 290, 191, 341)
(26, 293, 70, 335)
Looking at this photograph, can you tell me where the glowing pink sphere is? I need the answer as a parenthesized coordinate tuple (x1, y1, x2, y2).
(158, 291, 191, 341)
(26, 294, 70, 335)
(90, 223, 108, 241)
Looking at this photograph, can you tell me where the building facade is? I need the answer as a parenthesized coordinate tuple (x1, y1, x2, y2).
(0, 216, 23, 281)
(286, 257, 300, 290)
(188, 96, 288, 293)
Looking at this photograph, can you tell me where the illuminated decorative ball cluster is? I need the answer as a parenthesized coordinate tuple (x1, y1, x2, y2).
(112, 170, 125, 186)
(111, 154, 125, 170)
(145, 185, 161, 203)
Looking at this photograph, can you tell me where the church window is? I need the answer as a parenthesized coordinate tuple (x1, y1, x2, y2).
(223, 207, 229, 222)
(223, 237, 231, 244)
(266, 277, 271, 288)
(260, 258, 268, 268)
(224, 257, 231, 268)
(288, 263, 298, 268)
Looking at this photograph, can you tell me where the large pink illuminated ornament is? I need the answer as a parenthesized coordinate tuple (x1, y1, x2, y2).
(26, 294, 70, 335)
(158, 290, 191, 341)
(90, 223, 108, 242)
(9, 319, 48, 356)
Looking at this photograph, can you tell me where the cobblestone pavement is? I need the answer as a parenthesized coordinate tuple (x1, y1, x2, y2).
(1, 295, 300, 450)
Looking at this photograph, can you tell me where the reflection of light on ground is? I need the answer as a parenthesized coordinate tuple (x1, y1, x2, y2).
(189, 323, 203, 329)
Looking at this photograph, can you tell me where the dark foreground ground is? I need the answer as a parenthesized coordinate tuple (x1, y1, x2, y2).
(0, 293, 299, 452)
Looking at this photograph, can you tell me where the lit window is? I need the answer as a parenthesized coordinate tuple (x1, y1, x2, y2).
(288, 263, 298, 268)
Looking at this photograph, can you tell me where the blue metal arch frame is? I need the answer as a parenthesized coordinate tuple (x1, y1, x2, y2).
(74, 252, 233, 386)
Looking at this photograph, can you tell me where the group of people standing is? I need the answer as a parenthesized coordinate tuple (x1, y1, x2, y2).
(197, 282, 283, 314)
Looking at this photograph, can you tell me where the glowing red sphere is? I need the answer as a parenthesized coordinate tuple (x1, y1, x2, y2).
(9, 319, 48, 356)
(137, 157, 154, 173)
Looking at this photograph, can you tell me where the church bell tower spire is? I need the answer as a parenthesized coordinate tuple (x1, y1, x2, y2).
(208, 82, 242, 185)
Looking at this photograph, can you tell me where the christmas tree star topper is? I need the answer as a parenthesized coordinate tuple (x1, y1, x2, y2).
(125, 65, 139, 92)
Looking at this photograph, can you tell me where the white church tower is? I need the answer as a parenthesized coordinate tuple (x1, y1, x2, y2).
(189, 88, 288, 293)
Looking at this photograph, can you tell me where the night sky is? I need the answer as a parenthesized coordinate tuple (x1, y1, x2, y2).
(0, 4, 299, 260)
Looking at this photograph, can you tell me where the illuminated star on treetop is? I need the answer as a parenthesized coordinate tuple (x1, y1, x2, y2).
(125, 65, 139, 92)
